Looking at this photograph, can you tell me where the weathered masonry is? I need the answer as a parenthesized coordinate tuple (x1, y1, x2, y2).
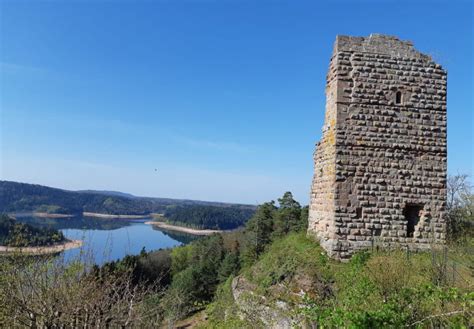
(308, 34, 447, 259)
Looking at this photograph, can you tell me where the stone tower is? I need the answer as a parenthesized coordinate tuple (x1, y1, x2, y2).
(308, 34, 447, 259)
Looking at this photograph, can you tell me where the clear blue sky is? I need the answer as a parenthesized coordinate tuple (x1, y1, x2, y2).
(1, 0, 472, 204)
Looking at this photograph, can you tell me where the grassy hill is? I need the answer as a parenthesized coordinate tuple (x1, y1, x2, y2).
(205, 233, 473, 328)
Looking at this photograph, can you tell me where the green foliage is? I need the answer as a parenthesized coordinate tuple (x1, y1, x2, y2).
(246, 233, 329, 291)
(298, 249, 473, 328)
(301, 283, 473, 328)
(164, 234, 230, 319)
(447, 174, 474, 242)
(163, 205, 255, 230)
(217, 251, 240, 282)
(0, 214, 65, 247)
(272, 192, 303, 238)
(95, 248, 173, 287)
(162, 191, 311, 322)
(224, 230, 472, 328)
(171, 244, 192, 275)
(241, 192, 308, 266)
(242, 201, 277, 264)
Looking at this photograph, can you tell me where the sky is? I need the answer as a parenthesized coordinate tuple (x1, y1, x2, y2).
(0, 0, 473, 205)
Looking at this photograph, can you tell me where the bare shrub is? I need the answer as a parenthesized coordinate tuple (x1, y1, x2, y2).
(0, 255, 163, 327)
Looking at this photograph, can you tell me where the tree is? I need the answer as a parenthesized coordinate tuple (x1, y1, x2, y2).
(218, 251, 240, 282)
(242, 201, 277, 265)
(446, 174, 473, 240)
(0, 214, 65, 247)
(161, 234, 229, 323)
(273, 192, 303, 238)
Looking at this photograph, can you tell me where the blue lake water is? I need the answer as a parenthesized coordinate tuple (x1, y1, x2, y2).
(15, 215, 199, 265)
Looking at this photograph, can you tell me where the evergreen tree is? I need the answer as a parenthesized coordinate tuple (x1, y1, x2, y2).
(273, 192, 302, 238)
(242, 201, 276, 265)
(217, 251, 240, 282)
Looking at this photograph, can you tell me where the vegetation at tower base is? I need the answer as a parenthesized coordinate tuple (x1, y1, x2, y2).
(0, 214, 65, 247)
(204, 181, 473, 328)
(0, 186, 472, 327)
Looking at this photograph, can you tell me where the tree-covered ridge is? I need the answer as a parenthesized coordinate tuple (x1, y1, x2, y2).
(0, 181, 257, 219)
(0, 214, 65, 247)
(162, 205, 256, 230)
(0, 181, 153, 215)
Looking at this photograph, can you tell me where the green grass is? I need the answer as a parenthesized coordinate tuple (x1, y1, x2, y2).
(208, 232, 473, 328)
(243, 233, 330, 294)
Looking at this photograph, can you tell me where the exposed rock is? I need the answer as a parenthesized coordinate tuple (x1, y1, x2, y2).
(231, 276, 304, 329)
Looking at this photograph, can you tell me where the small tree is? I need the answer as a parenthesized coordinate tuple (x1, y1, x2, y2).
(446, 174, 473, 241)
(241, 201, 276, 265)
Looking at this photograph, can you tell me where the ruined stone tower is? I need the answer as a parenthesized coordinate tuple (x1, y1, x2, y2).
(308, 34, 447, 259)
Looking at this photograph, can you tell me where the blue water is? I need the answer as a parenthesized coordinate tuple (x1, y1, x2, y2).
(15, 216, 198, 265)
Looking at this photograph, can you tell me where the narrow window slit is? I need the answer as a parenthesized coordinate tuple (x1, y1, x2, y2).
(395, 91, 403, 105)
(355, 207, 362, 219)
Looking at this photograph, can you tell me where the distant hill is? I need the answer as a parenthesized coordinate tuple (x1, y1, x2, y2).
(0, 181, 256, 229)
(77, 190, 138, 199)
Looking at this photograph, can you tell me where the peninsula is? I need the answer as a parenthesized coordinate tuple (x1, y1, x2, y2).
(145, 221, 226, 235)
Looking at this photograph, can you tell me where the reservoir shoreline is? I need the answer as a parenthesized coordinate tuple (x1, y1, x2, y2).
(145, 221, 226, 235)
(82, 212, 149, 219)
(0, 240, 83, 255)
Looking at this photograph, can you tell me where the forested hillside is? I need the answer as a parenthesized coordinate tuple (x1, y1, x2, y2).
(0, 181, 153, 215)
(0, 181, 256, 227)
(0, 214, 65, 247)
(162, 205, 256, 230)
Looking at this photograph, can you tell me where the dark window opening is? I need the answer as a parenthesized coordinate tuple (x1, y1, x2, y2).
(395, 91, 403, 105)
(403, 204, 422, 237)
(372, 228, 382, 237)
(356, 207, 362, 219)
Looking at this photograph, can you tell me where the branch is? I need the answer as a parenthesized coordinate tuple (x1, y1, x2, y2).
(408, 310, 467, 327)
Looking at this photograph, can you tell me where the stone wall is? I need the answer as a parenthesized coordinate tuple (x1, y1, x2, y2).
(308, 34, 447, 259)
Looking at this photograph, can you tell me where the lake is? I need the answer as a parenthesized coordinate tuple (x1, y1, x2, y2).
(15, 215, 200, 265)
